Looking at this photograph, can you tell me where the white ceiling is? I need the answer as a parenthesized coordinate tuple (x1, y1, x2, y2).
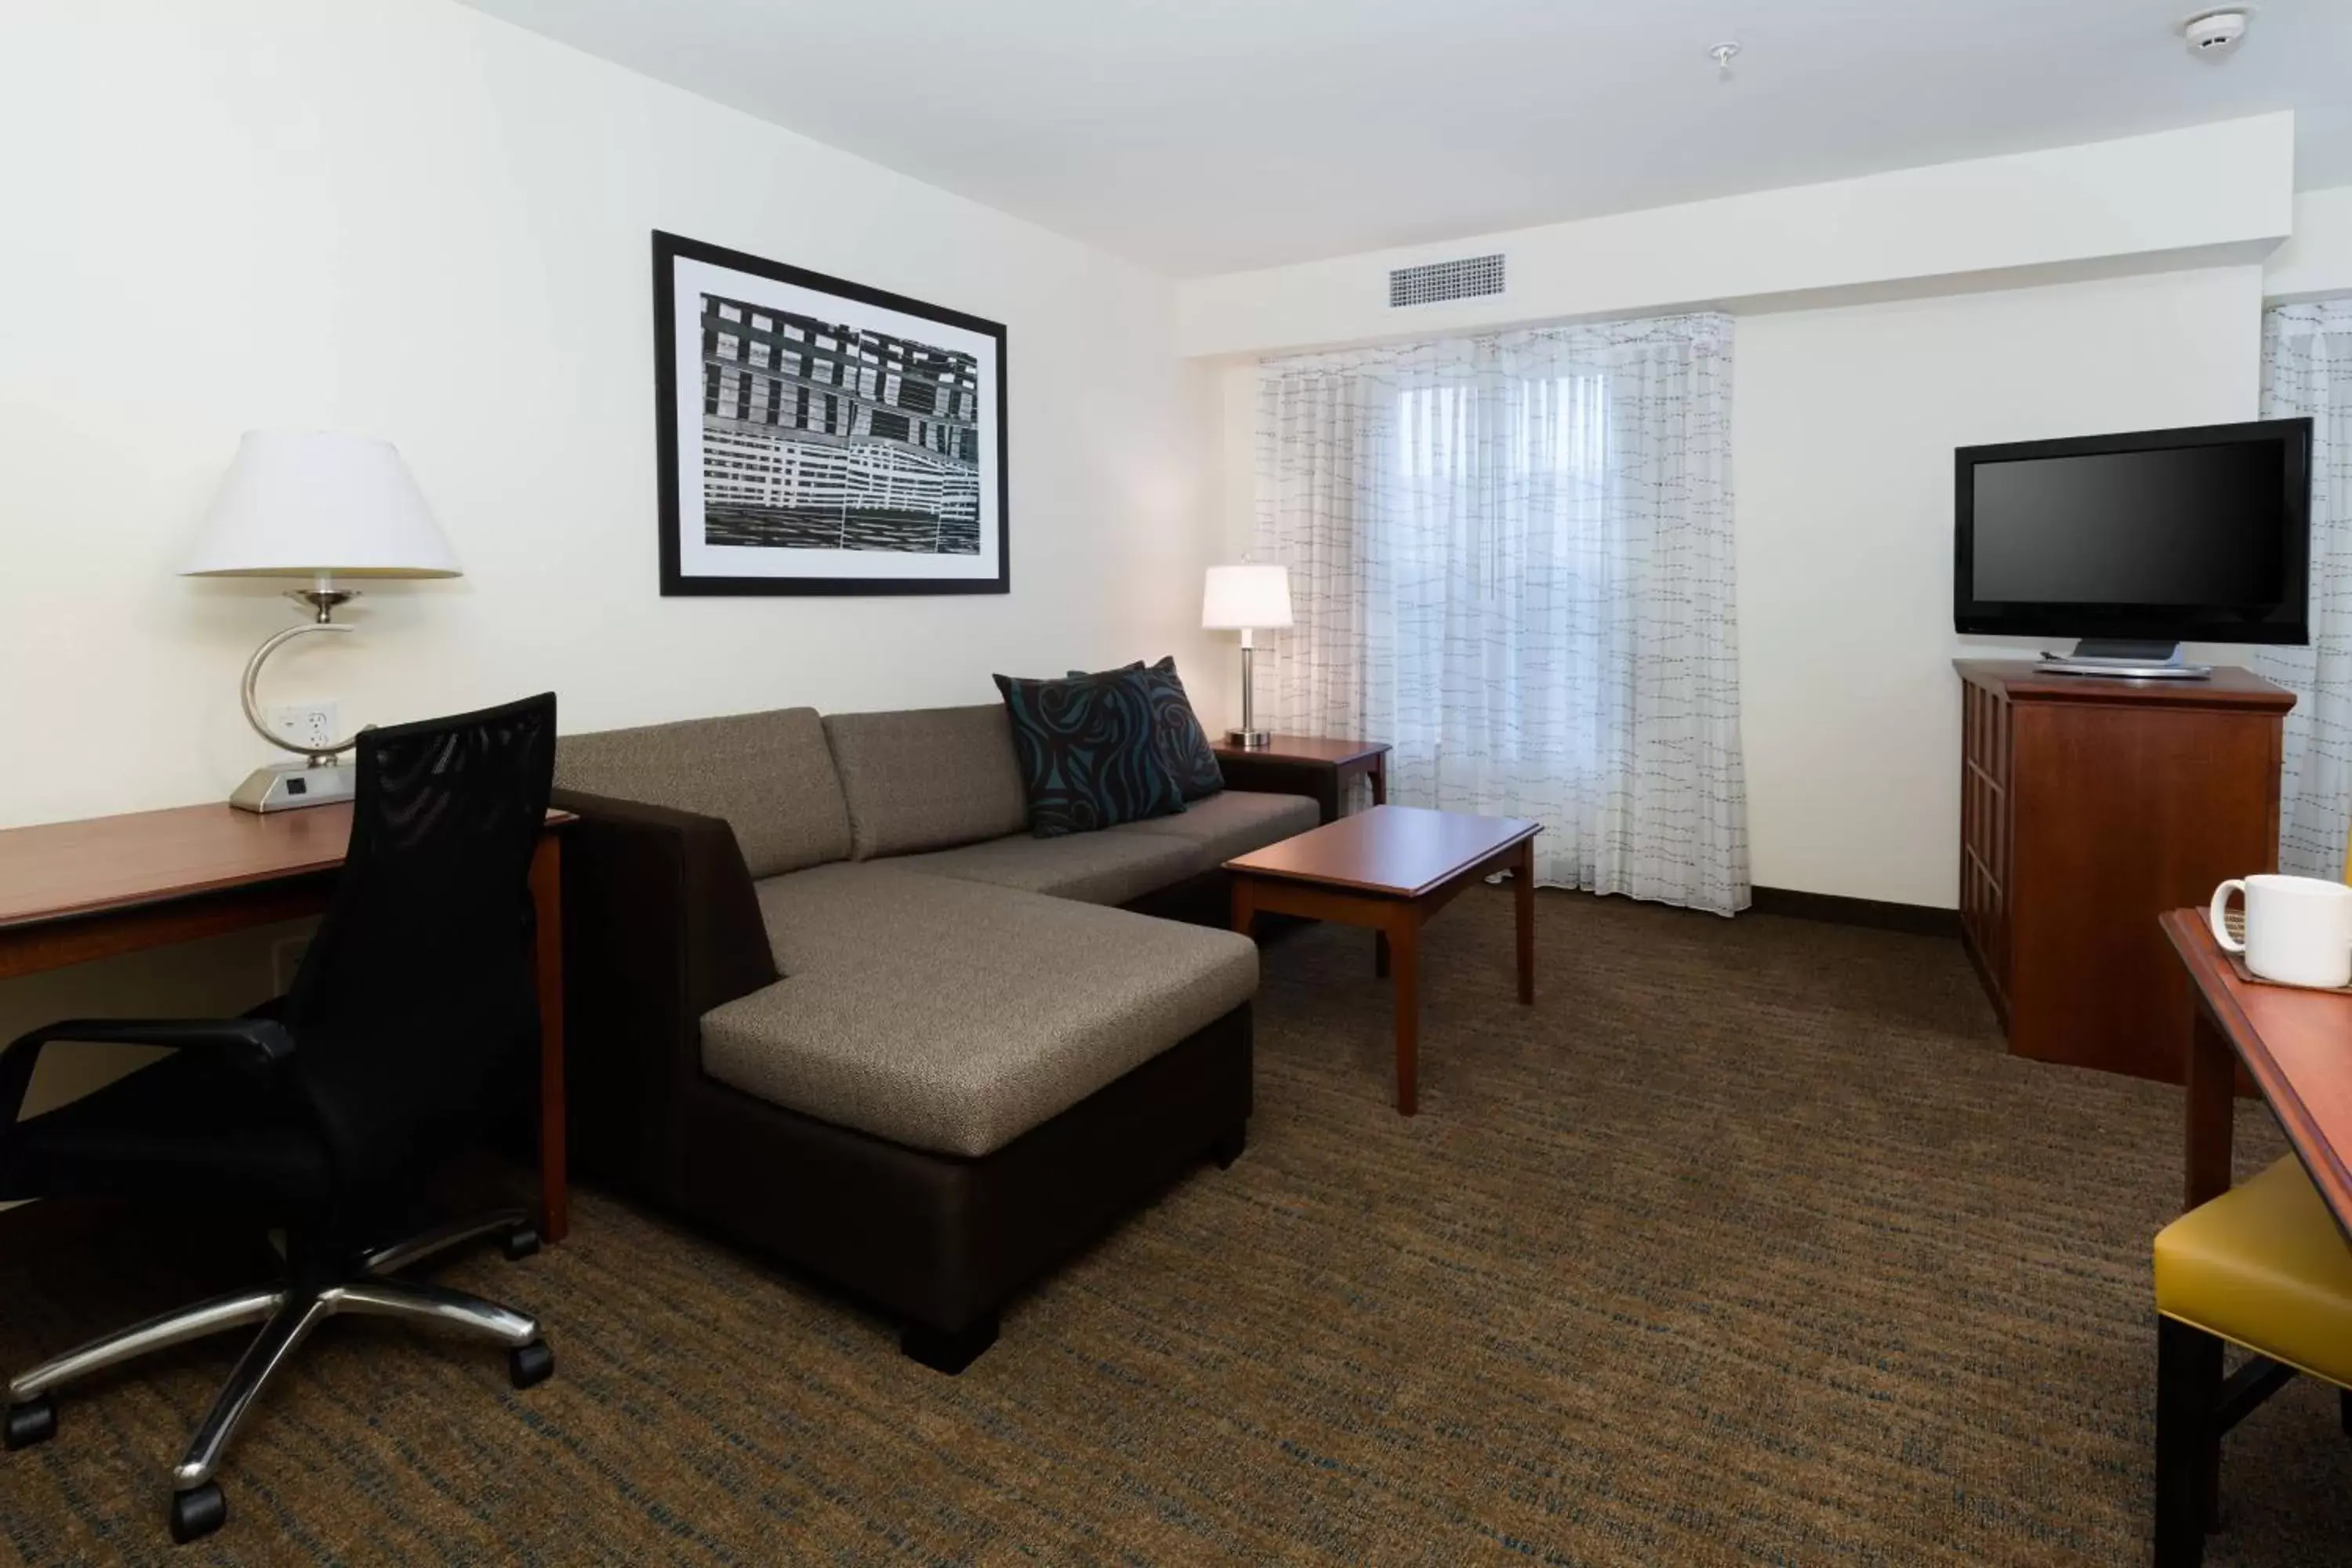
(465, 0, 2352, 278)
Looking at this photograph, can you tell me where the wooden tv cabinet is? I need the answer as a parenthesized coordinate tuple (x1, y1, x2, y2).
(1955, 660, 2292, 1083)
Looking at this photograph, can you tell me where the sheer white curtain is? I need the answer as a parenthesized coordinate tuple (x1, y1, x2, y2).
(2255, 299, 2352, 877)
(1253, 314, 1748, 914)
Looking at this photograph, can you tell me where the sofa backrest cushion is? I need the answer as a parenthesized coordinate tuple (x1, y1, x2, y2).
(822, 704, 1030, 858)
(555, 707, 851, 878)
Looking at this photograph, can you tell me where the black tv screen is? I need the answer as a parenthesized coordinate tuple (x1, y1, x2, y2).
(1955, 418, 2312, 644)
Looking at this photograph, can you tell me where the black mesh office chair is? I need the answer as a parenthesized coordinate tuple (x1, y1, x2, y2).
(0, 692, 560, 1544)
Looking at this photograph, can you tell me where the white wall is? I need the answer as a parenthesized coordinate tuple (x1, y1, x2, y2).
(0, 0, 1220, 1121)
(0, 0, 1219, 833)
(2268, 184, 2352, 301)
(1735, 267, 2265, 906)
(1207, 266, 2269, 909)
(1195, 107, 2328, 909)
(1178, 116, 2293, 359)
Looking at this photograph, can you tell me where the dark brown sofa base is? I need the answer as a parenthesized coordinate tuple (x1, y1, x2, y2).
(682, 1004, 1251, 1373)
(552, 785, 1254, 1373)
(1121, 867, 1235, 930)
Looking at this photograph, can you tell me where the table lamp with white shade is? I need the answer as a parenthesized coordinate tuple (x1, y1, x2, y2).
(183, 431, 461, 813)
(1202, 561, 1292, 750)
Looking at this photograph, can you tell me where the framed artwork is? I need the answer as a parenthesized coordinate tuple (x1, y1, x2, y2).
(652, 230, 1009, 596)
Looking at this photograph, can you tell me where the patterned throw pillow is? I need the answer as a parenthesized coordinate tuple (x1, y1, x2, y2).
(1069, 657, 1225, 802)
(993, 668, 1187, 837)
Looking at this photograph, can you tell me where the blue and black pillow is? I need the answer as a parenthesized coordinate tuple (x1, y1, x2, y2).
(994, 668, 1187, 837)
(1069, 656, 1225, 802)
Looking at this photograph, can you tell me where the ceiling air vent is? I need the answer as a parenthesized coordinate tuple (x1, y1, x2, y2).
(1388, 253, 1505, 308)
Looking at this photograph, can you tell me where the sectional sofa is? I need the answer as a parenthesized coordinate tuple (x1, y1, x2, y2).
(549, 701, 1319, 1371)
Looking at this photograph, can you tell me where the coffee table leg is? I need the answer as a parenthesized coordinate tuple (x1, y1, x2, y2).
(1515, 838, 1535, 1005)
(1375, 931, 1389, 978)
(1231, 877, 1257, 939)
(1391, 909, 1421, 1116)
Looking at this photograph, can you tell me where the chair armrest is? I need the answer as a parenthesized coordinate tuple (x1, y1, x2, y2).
(549, 788, 779, 1206)
(0, 1017, 295, 1125)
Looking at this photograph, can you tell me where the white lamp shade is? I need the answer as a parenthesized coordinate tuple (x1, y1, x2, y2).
(1202, 563, 1292, 630)
(182, 432, 461, 578)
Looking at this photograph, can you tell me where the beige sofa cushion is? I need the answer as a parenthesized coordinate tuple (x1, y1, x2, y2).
(555, 707, 850, 878)
(822, 705, 1029, 858)
(702, 865, 1258, 1157)
(1116, 789, 1319, 867)
(891, 830, 1200, 906)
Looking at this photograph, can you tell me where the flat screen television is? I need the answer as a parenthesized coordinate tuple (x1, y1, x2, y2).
(1954, 417, 2313, 655)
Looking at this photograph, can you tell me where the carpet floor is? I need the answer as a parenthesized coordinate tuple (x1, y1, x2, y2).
(3, 888, 2347, 1566)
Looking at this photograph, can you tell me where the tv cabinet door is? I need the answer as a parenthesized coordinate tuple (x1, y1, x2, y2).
(2004, 699, 2281, 1082)
(1958, 681, 2012, 1025)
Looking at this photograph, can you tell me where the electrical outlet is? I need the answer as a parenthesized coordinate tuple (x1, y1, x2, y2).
(263, 700, 342, 751)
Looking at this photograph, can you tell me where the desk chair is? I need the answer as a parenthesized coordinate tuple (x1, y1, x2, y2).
(2152, 1153, 2352, 1566)
(0, 692, 559, 1545)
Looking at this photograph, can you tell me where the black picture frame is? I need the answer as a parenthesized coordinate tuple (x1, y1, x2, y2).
(652, 230, 1011, 597)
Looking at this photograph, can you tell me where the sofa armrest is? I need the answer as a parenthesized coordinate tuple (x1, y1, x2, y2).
(550, 787, 780, 1207)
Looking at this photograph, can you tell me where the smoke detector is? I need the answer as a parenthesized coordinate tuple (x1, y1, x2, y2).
(2181, 7, 2250, 57)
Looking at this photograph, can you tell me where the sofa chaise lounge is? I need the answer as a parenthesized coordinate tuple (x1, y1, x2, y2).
(549, 701, 1317, 1370)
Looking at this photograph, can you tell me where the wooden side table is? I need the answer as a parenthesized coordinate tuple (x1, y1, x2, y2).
(1212, 735, 1390, 824)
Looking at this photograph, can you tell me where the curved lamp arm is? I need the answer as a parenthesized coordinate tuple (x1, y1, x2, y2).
(240, 622, 364, 761)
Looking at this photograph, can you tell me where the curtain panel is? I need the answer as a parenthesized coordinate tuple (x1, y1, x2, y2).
(2255, 299, 2352, 878)
(1253, 314, 1748, 914)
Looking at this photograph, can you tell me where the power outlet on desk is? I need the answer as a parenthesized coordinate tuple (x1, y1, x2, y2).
(264, 701, 341, 752)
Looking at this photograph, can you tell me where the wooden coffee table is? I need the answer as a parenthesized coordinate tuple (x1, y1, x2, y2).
(1226, 804, 1541, 1115)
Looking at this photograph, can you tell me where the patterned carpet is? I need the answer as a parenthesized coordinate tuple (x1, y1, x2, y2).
(3, 888, 2347, 1566)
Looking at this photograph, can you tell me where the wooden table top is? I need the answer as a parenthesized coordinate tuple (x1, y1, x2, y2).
(0, 802, 575, 930)
(1954, 660, 2296, 711)
(1212, 735, 1391, 766)
(1224, 804, 1539, 898)
(2162, 907, 2352, 1234)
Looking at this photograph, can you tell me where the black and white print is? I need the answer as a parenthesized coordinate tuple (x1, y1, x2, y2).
(653, 231, 1008, 595)
(701, 298, 981, 554)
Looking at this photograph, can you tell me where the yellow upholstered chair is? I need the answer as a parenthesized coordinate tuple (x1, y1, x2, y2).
(2151, 1154, 2352, 1566)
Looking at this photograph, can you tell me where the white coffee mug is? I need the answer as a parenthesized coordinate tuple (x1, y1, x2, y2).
(2210, 873, 2352, 989)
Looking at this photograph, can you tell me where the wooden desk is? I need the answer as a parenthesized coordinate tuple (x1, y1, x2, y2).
(1211, 735, 1390, 825)
(2161, 908, 2352, 1240)
(1227, 804, 1539, 1116)
(0, 803, 575, 1243)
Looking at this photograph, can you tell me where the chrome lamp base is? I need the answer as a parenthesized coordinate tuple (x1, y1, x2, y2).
(229, 585, 364, 814)
(1227, 639, 1274, 752)
(229, 760, 356, 814)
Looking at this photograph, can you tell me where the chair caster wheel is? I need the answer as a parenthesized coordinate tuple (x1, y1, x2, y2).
(502, 1225, 541, 1262)
(509, 1340, 554, 1390)
(4, 1397, 56, 1451)
(169, 1482, 227, 1544)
